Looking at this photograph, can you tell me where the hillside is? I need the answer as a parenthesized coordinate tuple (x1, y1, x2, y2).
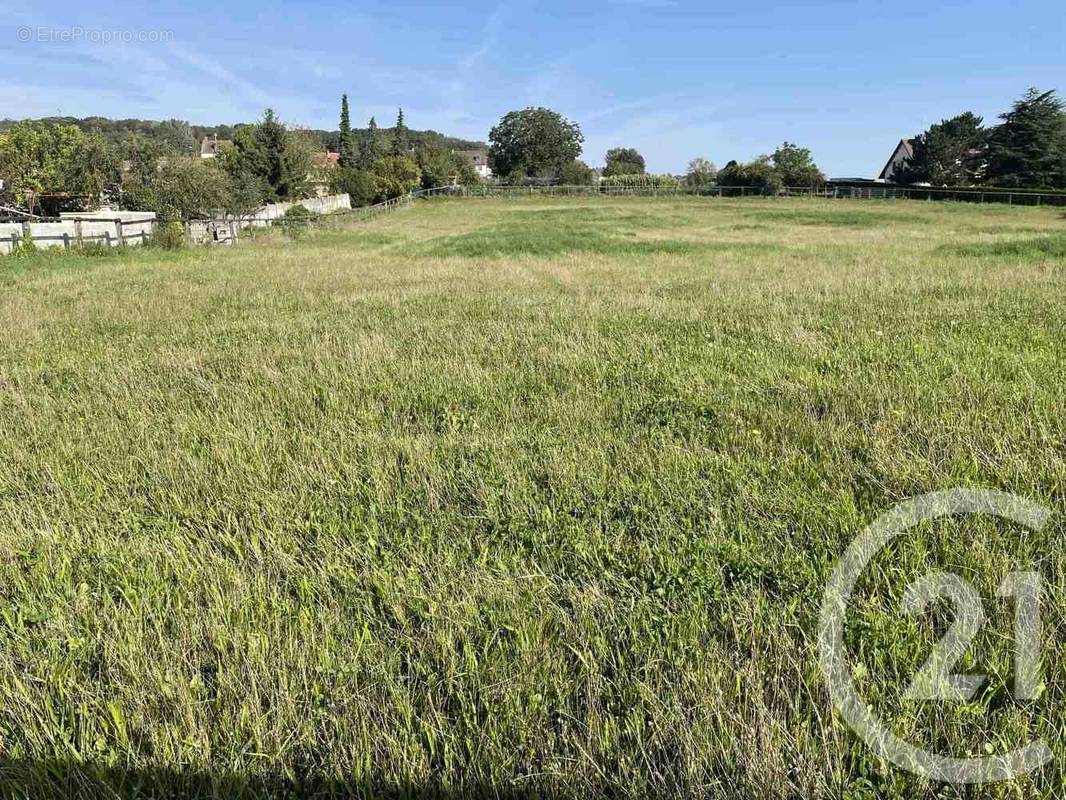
(0, 116, 487, 156)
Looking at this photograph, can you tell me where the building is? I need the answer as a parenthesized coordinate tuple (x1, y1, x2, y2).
(200, 136, 231, 159)
(878, 139, 914, 182)
(457, 149, 492, 179)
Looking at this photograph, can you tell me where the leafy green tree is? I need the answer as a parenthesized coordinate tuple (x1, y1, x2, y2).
(370, 156, 421, 201)
(392, 108, 410, 156)
(330, 167, 377, 206)
(488, 107, 583, 181)
(559, 160, 594, 185)
(123, 157, 234, 220)
(985, 88, 1066, 188)
(359, 117, 386, 169)
(338, 94, 355, 169)
(716, 158, 784, 194)
(0, 121, 118, 210)
(603, 147, 645, 177)
(892, 113, 987, 186)
(684, 157, 717, 188)
(770, 142, 826, 187)
(415, 146, 477, 189)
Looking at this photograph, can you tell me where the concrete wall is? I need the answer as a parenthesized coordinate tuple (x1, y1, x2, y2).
(186, 194, 351, 245)
(0, 210, 157, 255)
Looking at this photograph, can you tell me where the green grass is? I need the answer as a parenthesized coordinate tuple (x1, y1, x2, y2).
(1, 196, 1065, 798)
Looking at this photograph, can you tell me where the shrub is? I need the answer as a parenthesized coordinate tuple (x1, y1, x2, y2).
(281, 204, 317, 239)
(599, 173, 680, 189)
(716, 158, 784, 195)
(330, 167, 377, 207)
(148, 220, 186, 251)
(559, 160, 595, 186)
(370, 156, 422, 202)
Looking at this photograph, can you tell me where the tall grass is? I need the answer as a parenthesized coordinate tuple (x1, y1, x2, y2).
(0, 197, 1064, 798)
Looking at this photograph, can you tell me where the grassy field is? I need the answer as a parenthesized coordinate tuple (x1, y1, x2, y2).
(1, 196, 1065, 798)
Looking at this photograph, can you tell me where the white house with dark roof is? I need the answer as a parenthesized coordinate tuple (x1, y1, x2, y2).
(457, 149, 492, 179)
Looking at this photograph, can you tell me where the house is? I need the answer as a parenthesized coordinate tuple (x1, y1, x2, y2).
(200, 136, 231, 159)
(878, 138, 914, 182)
(457, 149, 492, 179)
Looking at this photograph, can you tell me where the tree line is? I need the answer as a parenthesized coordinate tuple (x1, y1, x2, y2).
(485, 106, 827, 191)
(891, 88, 1066, 189)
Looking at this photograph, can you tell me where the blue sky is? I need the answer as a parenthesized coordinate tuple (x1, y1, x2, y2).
(2, 0, 1064, 177)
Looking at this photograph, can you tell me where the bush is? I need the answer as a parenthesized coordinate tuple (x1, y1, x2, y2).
(148, 221, 186, 251)
(559, 160, 594, 186)
(281, 204, 317, 239)
(599, 173, 680, 189)
(370, 156, 422, 202)
(716, 158, 784, 195)
(330, 167, 377, 207)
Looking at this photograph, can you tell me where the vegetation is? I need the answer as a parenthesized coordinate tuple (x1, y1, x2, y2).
(603, 147, 646, 177)
(488, 107, 584, 182)
(684, 157, 717, 187)
(559, 160, 595, 185)
(0, 121, 118, 212)
(716, 157, 784, 193)
(985, 88, 1066, 188)
(896, 87, 1066, 189)
(2, 196, 1064, 798)
(770, 142, 827, 187)
(337, 95, 356, 169)
(599, 172, 680, 189)
(392, 108, 410, 157)
(892, 112, 987, 186)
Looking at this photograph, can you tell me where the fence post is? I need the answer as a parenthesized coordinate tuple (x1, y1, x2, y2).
(115, 220, 126, 246)
(10, 232, 18, 252)
(74, 219, 84, 247)
(63, 232, 70, 250)
(103, 230, 112, 247)
(229, 221, 238, 245)
(21, 222, 32, 247)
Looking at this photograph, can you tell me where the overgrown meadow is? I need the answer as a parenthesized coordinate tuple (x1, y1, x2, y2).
(1, 197, 1065, 798)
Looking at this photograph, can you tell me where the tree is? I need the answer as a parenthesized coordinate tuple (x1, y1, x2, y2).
(985, 88, 1066, 188)
(415, 146, 477, 189)
(0, 121, 118, 210)
(603, 147, 645, 177)
(370, 156, 421, 201)
(770, 142, 826, 188)
(221, 110, 313, 201)
(359, 117, 386, 169)
(716, 158, 784, 194)
(684, 157, 717, 188)
(392, 108, 409, 156)
(123, 157, 234, 220)
(892, 113, 987, 186)
(331, 167, 377, 206)
(338, 94, 355, 169)
(559, 160, 594, 185)
(488, 107, 583, 182)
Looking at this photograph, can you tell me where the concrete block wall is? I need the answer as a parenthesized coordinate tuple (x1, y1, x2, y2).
(0, 210, 157, 255)
(0, 195, 350, 255)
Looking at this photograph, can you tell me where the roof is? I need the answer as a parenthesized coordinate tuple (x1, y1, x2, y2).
(312, 151, 340, 167)
(878, 138, 914, 180)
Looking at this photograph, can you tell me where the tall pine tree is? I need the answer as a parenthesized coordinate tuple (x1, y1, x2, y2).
(392, 108, 409, 156)
(338, 94, 355, 168)
(893, 112, 987, 186)
(985, 88, 1066, 188)
(360, 116, 384, 168)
